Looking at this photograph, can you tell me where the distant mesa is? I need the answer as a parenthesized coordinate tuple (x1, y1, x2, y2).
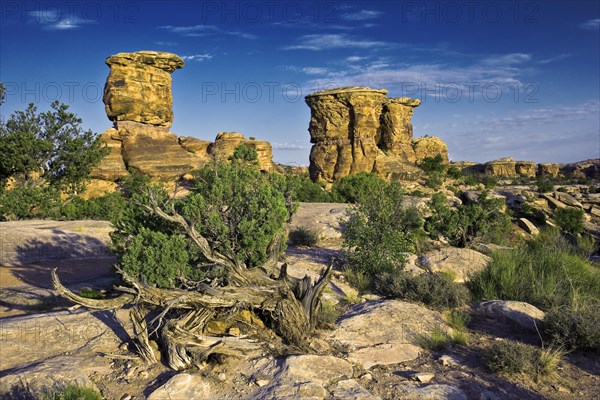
(89, 50, 273, 196)
(305, 86, 447, 183)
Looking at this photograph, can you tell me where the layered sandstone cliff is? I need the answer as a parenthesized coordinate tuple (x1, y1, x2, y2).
(305, 87, 448, 183)
(89, 51, 273, 193)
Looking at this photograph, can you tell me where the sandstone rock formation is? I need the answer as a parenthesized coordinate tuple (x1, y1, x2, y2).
(103, 51, 184, 126)
(89, 51, 274, 194)
(538, 163, 560, 177)
(305, 87, 448, 183)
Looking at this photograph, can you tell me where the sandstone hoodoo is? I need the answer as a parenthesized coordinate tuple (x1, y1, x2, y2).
(89, 51, 274, 191)
(305, 87, 449, 183)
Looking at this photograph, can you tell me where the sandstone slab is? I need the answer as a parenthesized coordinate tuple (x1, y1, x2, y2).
(475, 300, 545, 332)
(419, 247, 490, 282)
(147, 373, 210, 400)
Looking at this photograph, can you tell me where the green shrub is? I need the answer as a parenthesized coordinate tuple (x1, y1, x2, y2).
(289, 227, 319, 247)
(77, 288, 103, 299)
(272, 174, 333, 203)
(519, 203, 546, 225)
(446, 166, 463, 179)
(554, 207, 584, 235)
(468, 229, 600, 310)
(343, 182, 421, 278)
(332, 172, 386, 203)
(373, 270, 470, 310)
(0, 185, 61, 220)
(484, 341, 534, 374)
(415, 328, 453, 352)
(418, 154, 447, 175)
(120, 227, 194, 288)
(556, 187, 568, 193)
(40, 384, 103, 400)
(317, 299, 341, 327)
(544, 304, 600, 350)
(425, 191, 511, 247)
(112, 162, 290, 286)
(536, 177, 554, 193)
(424, 173, 444, 189)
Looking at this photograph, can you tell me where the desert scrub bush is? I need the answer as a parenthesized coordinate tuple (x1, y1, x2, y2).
(0, 185, 61, 220)
(536, 177, 555, 193)
(373, 270, 470, 310)
(111, 161, 291, 288)
(518, 203, 546, 225)
(554, 207, 584, 235)
(468, 229, 600, 310)
(415, 328, 454, 352)
(342, 181, 421, 280)
(331, 172, 387, 203)
(445, 310, 470, 345)
(424, 173, 444, 190)
(40, 384, 103, 400)
(484, 341, 535, 374)
(446, 166, 463, 180)
(484, 341, 565, 377)
(425, 191, 511, 247)
(77, 288, 103, 299)
(120, 227, 195, 288)
(272, 174, 333, 203)
(288, 227, 319, 247)
(544, 303, 600, 350)
(317, 299, 341, 327)
(418, 154, 447, 175)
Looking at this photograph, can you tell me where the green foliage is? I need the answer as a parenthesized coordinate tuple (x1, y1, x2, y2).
(468, 229, 600, 310)
(120, 227, 193, 288)
(424, 173, 444, 189)
(484, 341, 534, 374)
(0, 82, 5, 105)
(230, 143, 258, 166)
(0, 101, 108, 194)
(40, 384, 103, 400)
(331, 172, 386, 203)
(288, 227, 319, 247)
(536, 177, 555, 193)
(425, 191, 511, 247)
(317, 299, 341, 327)
(343, 182, 421, 278)
(78, 288, 103, 299)
(182, 163, 289, 268)
(544, 303, 600, 350)
(519, 203, 546, 225)
(112, 162, 290, 287)
(373, 270, 471, 309)
(272, 173, 333, 203)
(446, 166, 463, 179)
(415, 328, 454, 352)
(554, 207, 584, 235)
(0, 185, 61, 220)
(60, 192, 127, 221)
(418, 154, 447, 175)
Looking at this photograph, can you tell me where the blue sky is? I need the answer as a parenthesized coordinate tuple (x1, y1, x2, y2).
(1, 0, 599, 165)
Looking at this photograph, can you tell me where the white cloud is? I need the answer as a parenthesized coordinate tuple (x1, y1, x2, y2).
(272, 142, 309, 150)
(539, 53, 572, 64)
(341, 9, 383, 21)
(158, 25, 256, 39)
(28, 11, 94, 30)
(155, 41, 179, 46)
(181, 53, 214, 62)
(284, 34, 389, 51)
(346, 56, 368, 62)
(579, 18, 600, 30)
(302, 67, 329, 75)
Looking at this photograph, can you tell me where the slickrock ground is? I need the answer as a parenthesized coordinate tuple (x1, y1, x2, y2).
(0, 204, 598, 399)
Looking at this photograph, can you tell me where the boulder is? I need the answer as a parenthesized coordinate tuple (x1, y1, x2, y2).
(542, 194, 567, 210)
(330, 379, 381, 400)
(475, 300, 545, 332)
(484, 158, 517, 177)
(147, 373, 210, 400)
(249, 355, 354, 400)
(518, 218, 539, 235)
(419, 247, 491, 282)
(305, 87, 448, 183)
(515, 161, 536, 177)
(103, 51, 184, 126)
(209, 132, 274, 172)
(538, 163, 560, 177)
(554, 192, 584, 209)
(397, 383, 468, 400)
(90, 129, 128, 181)
(330, 300, 447, 369)
(412, 136, 449, 163)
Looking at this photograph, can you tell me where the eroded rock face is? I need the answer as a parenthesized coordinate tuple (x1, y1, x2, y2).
(413, 136, 449, 163)
(305, 87, 448, 183)
(538, 163, 560, 177)
(484, 158, 517, 177)
(103, 51, 184, 126)
(88, 51, 275, 194)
